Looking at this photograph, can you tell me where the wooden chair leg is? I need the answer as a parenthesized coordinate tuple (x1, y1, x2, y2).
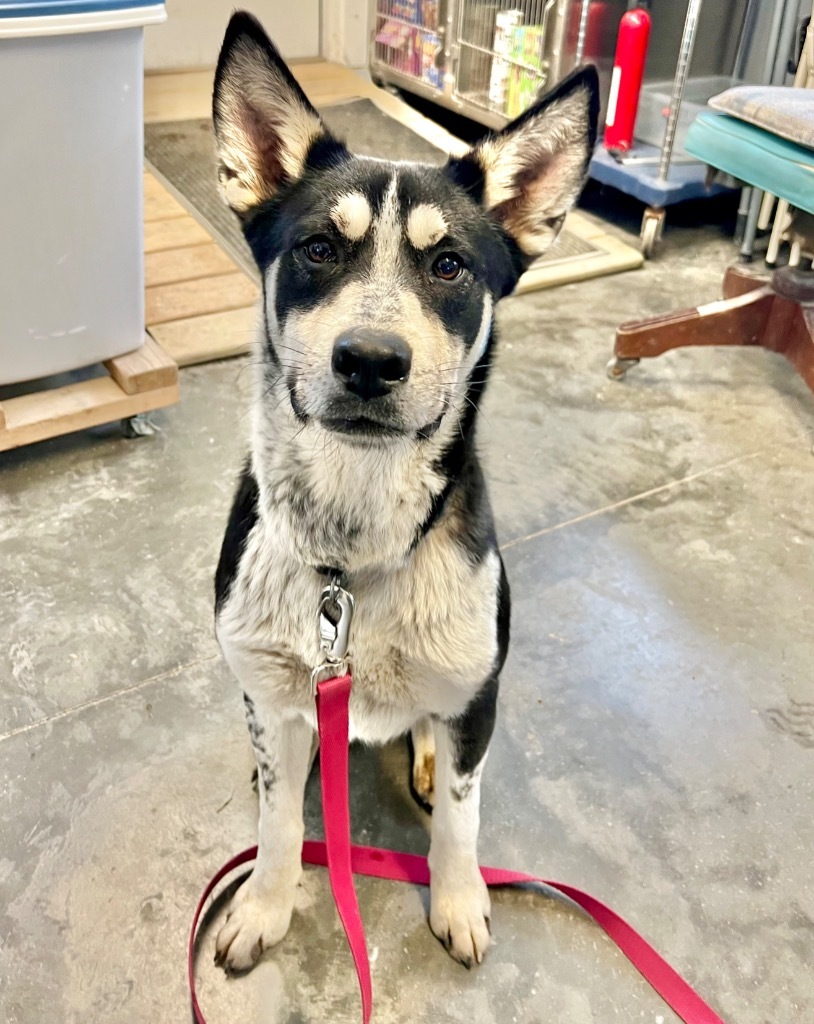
(762, 303, 814, 392)
(613, 286, 775, 368)
(610, 261, 814, 393)
(722, 264, 772, 299)
(801, 308, 814, 392)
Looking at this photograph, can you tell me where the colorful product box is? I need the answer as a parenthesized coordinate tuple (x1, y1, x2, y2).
(375, 18, 420, 77)
(421, 0, 439, 31)
(505, 25, 546, 119)
(420, 30, 443, 88)
(392, 0, 420, 23)
(488, 9, 523, 110)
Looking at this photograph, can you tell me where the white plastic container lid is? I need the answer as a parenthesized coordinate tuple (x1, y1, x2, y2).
(0, 0, 166, 37)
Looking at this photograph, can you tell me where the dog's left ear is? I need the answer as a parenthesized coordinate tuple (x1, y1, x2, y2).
(212, 11, 342, 215)
(449, 66, 599, 260)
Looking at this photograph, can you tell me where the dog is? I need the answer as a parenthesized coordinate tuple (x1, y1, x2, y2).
(212, 10, 598, 973)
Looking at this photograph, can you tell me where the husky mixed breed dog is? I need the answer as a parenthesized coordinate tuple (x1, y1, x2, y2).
(212, 11, 598, 973)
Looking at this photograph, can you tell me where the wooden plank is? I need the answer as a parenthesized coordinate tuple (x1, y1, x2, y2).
(144, 216, 211, 253)
(145, 243, 239, 287)
(104, 334, 179, 395)
(148, 307, 258, 366)
(145, 272, 259, 325)
(144, 186, 188, 222)
(0, 402, 5, 431)
(144, 68, 214, 123)
(144, 172, 167, 201)
(0, 377, 179, 452)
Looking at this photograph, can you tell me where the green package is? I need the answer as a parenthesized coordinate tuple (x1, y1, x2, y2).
(506, 26, 546, 119)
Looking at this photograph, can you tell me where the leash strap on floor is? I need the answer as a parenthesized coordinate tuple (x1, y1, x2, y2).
(189, 674, 727, 1024)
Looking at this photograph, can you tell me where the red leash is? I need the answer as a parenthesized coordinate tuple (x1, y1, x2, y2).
(189, 671, 727, 1024)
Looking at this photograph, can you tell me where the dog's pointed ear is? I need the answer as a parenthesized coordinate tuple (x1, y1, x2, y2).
(212, 11, 341, 214)
(448, 66, 599, 260)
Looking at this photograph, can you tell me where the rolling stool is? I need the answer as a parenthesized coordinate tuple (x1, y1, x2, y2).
(609, 86, 814, 395)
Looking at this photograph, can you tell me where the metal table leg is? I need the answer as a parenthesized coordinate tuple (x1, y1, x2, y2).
(735, 186, 753, 244)
(739, 188, 764, 263)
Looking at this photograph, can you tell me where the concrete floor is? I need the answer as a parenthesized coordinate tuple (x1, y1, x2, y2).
(2, 212, 813, 1024)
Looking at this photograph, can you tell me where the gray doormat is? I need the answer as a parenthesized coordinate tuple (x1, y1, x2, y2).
(144, 99, 600, 282)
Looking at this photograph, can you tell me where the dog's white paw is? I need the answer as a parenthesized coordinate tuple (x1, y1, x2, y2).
(429, 871, 491, 968)
(214, 878, 296, 972)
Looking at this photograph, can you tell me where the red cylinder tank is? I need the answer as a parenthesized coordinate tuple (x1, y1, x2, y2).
(603, 7, 652, 152)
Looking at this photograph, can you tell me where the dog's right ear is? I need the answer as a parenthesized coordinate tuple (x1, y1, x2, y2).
(213, 12, 340, 215)
(446, 66, 599, 263)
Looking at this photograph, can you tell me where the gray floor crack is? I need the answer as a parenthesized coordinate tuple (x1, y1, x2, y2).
(0, 652, 221, 744)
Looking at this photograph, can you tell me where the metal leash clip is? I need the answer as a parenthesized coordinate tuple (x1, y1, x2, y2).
(311, 576, 355, 693)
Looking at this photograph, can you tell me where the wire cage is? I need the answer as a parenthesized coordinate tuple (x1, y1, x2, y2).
(371, 0, 622, 129)
(457, 0, 567, 118)
(372, 0, 446, 95)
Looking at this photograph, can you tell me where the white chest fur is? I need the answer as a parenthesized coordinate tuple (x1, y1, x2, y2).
(216, 504, 501, 743)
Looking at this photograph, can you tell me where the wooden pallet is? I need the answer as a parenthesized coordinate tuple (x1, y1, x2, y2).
(0, 335, 179, 452)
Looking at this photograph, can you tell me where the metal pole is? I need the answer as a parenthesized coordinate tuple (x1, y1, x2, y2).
(657, 0, 704, 182)
(762, 0, 789, 84)
(733, 0, 760, 82)
(734, 186, 753, 244)
(772, 0, 800, 85)
(739, 0, 790, 261)
(739, 191, 763, 262)
(574, 0, 591, 66)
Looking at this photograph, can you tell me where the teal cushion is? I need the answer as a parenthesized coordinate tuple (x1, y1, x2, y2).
(685, 110, 814, 215)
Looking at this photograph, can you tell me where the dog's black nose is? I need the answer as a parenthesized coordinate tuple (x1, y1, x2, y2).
(332, 329, 412, 401)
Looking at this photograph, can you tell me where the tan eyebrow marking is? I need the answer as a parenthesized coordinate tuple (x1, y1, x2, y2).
(330, 192, 372, 240)
(406, 203, 448, 250)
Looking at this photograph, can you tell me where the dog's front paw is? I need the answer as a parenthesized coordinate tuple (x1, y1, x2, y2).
(429, 871, 491, 968)
(214, 877, 296, 972)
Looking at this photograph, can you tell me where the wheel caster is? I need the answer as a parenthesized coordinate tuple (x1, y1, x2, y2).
(607, 356, 640, 381)
(121, 413, 161, 438)
(640, 207, 666, 258)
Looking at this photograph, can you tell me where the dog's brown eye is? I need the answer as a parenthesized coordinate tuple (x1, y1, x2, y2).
(305, 238, 336, 264)
(432, 253, 463, 281)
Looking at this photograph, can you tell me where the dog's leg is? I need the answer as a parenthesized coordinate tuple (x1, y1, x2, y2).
(215, 696, 313, 972)
(409, 716, 436, 811)
(428, 678, 497, 968)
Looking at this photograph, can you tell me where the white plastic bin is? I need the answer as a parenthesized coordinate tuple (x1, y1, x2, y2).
(635, 76, 738, 157)
(0, 1, 166, 386)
